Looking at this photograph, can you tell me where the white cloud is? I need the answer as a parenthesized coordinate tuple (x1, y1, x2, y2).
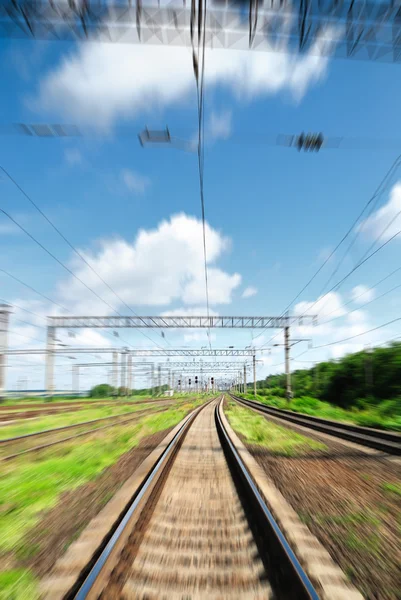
(359, 182, 401, 242)
(347, 309, 368, 324)
(207, 110, 232, 142)
(351, 284, 375, 304)
(121, 169, 151, 194)
(182, 268, 241, 305)
(56, 213, 239, 313)
(33, 30, 335, 128)
(162, 307, 219, 317)
(65, 148, 83, 166)
(242, 286, 258, 298)
(295, 291, 345, 320)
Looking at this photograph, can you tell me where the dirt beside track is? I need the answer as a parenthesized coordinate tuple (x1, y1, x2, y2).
(20, 427, 175, 578)
(232, 408, 401, 600)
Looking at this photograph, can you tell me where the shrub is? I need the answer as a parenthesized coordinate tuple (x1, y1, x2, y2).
(89, 384, 116, 398)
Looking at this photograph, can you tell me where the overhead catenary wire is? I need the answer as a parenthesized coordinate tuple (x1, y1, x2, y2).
(191, 0, 212, 351)
(0, 165, 171, 351)
(0, 267, 131, 352)
(254, 153, 401, 352)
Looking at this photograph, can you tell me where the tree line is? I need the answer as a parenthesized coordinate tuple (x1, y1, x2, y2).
(251, 341, 401, 410)
(89, 383, 169, 398)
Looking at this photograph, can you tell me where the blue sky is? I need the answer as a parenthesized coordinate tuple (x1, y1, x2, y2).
(2, 30, 401, 390)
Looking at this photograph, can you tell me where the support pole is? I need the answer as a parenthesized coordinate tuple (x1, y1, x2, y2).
(168, 369, 171, 392)
(46, 325, 56, 398)
(253, 353, 256, 398)
(127, 354, 132, 395)
(284, 325, 292, 402)
(243, 363, 247, 396)
(72, 365, 79, 395)
(0, 305, 10, 400)
(151, 363, 155, 396)
(158, 364, 161, 396)
(120, 351, 126, 394)
(112, 351, 118, 395)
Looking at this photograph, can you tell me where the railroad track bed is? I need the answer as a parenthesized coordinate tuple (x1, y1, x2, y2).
(0, 397, 177, 425)
(0, 406, 171, 461)
(1, 399, 206, 599)
(225, 396, 401, 600)
(42, 398, 361, 600)
(231, 394, 401, 456)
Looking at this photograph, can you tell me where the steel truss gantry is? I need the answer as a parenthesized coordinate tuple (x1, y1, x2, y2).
(1, 0, 401, 65)
(48, 315, 311, 328)
(5, 348, 256, 356)
(44, 313, 315, 396)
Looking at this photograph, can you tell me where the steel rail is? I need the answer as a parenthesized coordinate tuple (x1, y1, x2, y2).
(67, 396, 321, 599)
(230, 394, 401, 455)
(0, 401, 174, 444)
(215, 399, 319, 600)
(0, 407, 170, 462)
(70, 399, 209, 600)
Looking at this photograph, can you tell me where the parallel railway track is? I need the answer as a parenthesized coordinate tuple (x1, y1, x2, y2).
(0, 406, 171, 462)
(230, 393, 401, 455)
(60, 398, 320, 600)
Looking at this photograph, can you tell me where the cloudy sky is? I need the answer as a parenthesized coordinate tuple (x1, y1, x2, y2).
(2, 6, 401, 390)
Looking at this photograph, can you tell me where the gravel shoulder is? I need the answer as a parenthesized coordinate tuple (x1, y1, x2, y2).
(224, 398, 401, 600)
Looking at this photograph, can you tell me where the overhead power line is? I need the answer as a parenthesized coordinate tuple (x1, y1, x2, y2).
(312, 318, 401, 349)
(191, 0, 212, 351)
(0, 165, 170, 350)
(256, 153, 401, 353)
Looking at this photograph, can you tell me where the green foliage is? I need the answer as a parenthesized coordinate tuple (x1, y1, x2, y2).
(225, 401, 326, 456)
(0, 403, 148, 440)
(0, 569, 39, 600)
(89, 384, 116, 398)
(381, 482, 401, 497)
(0, 398, 201, 555)
(252, 342, 401, 426)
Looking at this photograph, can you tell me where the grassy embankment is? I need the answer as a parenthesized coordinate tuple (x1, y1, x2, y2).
(0, 401, 168, 440)
(239, 393, 401, 431)
(0, 397, 204, 599)
(225, 400, 326, 456)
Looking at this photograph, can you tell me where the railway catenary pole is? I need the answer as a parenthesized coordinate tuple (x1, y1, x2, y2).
(158, 364, 161, 395)
(243, 363, 247, 395)
(0, 305, 10, 399)
(127, 354, 132, 395)
(151, 363, 155, 396)
(112, 351, 118, 394)
(253, 354, 256, 398)
(46, 324, 56, 398)
(72, 364, 79, 394)
(44, 314, 316, 394)
(284, 326, 292, 402)
(121, 351, 127, 394)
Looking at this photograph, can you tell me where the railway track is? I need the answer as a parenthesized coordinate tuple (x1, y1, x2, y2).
(0, 406, 170, 462)
(61, 398, 319, 600)
(230, 393, 401, 455)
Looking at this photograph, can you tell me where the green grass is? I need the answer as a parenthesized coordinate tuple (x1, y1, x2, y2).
(0, 397, 205, 597)
(0, 569, 39, 600)
(224, 401, 326, 456)
(309, 509, 383, 560)
(241, 393, 401, 432)
(0, 401, 164, 440)
(0, 398, 202, 556)
(381, 482, 401, 497)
